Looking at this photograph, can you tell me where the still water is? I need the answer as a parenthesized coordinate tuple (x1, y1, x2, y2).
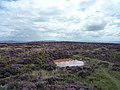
(54, 59, 84, 67)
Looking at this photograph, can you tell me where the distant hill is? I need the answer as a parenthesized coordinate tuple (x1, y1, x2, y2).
(0, 40, 119, 44)
(0, 40, 26, 43)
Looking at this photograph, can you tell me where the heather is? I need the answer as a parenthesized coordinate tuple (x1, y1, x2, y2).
(0, 42, 120, 90)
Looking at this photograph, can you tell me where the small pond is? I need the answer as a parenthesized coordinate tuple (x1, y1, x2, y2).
(53, 59, 84, 67)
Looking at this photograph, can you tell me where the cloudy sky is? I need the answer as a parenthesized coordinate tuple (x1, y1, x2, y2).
(0, 0, 120, 42)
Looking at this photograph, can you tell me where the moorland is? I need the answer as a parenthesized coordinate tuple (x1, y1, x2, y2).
(0, 42, 120, 90)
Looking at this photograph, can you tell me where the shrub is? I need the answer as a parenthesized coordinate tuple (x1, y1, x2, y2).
(7, 81, 37, 90)
(41, 62, 56, 71)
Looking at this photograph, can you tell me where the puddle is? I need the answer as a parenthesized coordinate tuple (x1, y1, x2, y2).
(53, 59, 84, 67)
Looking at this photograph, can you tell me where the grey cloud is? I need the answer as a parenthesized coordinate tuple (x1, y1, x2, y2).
(32, 16, 50, 22)
(84, 20, 107, 31)
(78, 0, 96, 11)
(116, 23, 120, 27)
(39, 7, 63, 16)
(112, 23, 120, 27)
(0, 0, 120, 42)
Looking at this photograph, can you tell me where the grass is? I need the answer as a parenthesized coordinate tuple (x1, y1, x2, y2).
(72, 54, 120, 90)
(102, 68, 120, 90)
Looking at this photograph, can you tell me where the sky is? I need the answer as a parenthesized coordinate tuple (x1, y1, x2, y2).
(0, 0, 120, 42)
